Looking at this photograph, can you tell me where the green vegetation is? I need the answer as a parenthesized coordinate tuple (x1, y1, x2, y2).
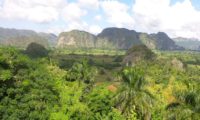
(56, 27, 183, 51)
(0, 27, 56, 48)
(54, 48, 125, 56)
(25, 42, 48, 58)
(0, 46, 199, 120)
(123, 45, 156, 65)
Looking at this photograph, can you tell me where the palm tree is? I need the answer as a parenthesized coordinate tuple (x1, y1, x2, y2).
(115, 66, 154, 120)
(166, 87, 200, 120)
(68, 59, 97, 87)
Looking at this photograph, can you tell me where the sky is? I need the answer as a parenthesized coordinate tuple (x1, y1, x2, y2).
(0, 0, 200, 39)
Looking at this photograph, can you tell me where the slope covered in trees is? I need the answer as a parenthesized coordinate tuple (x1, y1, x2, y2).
(0, 27, 57, 48)
(0, 46, 199, 120)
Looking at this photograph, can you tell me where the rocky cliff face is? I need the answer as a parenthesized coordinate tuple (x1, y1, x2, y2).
(149, 32, 184, 50)
(57, 27, 183, 50)
(57, 30, 96, 48)
(0, 27, 57, 48)
(97, 28, 141, 49)
(138, 32, 184, 50)
(0, 27, 184, 50)
(139, 33, 156, 49)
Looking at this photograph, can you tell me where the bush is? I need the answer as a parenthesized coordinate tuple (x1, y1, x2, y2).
(25, 42, 48, 58)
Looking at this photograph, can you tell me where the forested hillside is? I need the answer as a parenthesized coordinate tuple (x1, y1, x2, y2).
(0, 45, 199, 120)
(0, 27, 57, 48)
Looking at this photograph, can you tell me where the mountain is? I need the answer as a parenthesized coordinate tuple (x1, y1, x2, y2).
(57, 30, 96, 48)
(0, 27, 57, 48)
(0, 27, 184, 50)
(39, 33, 57, 47)
(149, 32, 184, 50)
(97, 28, 141, 49)
(173, 37, 200, 50)
(57, 27, 183, 50)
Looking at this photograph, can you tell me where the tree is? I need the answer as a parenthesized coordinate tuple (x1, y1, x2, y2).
(166, 86, 200, 120)
(115, 66, 154, 120)
(25, 42, 48, 58)
(0, 47, 58, 120)
(67, 59, 97, 87)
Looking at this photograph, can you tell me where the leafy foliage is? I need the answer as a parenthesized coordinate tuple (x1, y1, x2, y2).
(0, 47, 57, 119)
(115, 66, 154, 119)
(0, 46, 199, 120)
(25, 42, 48, 58)
(67, 59, 98, 86)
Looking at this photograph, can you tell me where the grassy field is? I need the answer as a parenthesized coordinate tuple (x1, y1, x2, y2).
(52, 48, 126, 56)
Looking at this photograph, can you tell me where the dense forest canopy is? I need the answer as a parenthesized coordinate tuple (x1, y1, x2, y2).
(0, 44, 199, 120)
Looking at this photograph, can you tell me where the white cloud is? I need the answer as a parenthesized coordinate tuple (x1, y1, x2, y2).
(67, 21, 88, 31)
(62, 3, 87, 22)
(101, 1, 134, 28)
(27, 6, 58, 23)
(132, 0, 200, 38)
(0, 1, 3, 7)
(61, 2, 96, 33)
(94, 15, 102, 21)
(0, 0, 66, 23)
(61, 2, 90, 33)
(47, 26, 67, 35)
(0, 0, 99, 34)
(47, 21, 90, 35)
(89, 25, 102, 34)
(78, 0, 99, 9)
(48, 21, 100, 35)
(1, 0, 200, 39)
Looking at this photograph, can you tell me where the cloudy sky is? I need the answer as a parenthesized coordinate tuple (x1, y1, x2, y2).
(0, 0, 200, 39)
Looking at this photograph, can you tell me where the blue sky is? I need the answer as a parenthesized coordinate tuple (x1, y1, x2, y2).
(0, 0, 200, 39)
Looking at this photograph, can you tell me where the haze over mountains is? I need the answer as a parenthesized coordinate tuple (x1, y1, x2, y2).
(1, 27, 199, 51)
(173, 37, 200, 51)
(0, 27, 57, 48)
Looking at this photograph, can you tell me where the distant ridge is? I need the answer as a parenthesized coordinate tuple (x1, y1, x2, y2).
(0, 27, 57, 48)
(57, 27, 184, 50)
(173, 37, 200, 51)
(0, 27, 184, 50)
